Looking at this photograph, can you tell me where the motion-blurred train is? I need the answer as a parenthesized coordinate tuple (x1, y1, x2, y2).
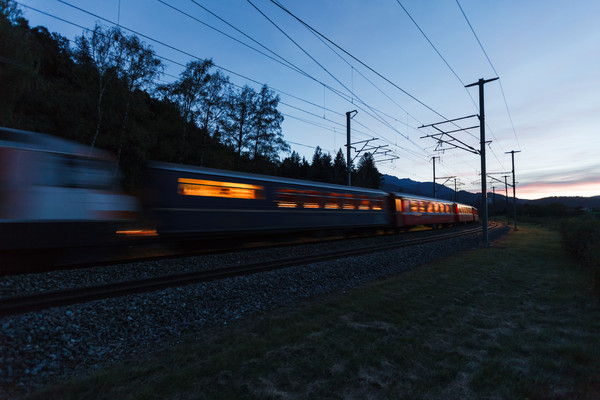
(0, 127, 138, 250)
(0, 127, 478, 250)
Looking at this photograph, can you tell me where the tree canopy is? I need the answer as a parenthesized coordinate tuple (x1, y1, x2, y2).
(0, 2, 381, 192)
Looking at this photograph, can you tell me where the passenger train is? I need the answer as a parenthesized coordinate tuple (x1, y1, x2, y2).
(0, 127, 478, 251)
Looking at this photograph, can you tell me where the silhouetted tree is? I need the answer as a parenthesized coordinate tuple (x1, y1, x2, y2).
(0, 1, 297, 189)
(116, 32, 162, 162)
(332, 148, 347, 185)
(280, 150, 302, 178)
(158, 58, 213, 161)
(198, 70, 229, 136)
(355, 152, 381, 189)
(310, 146, 333, 182)
(299, 156, 310, 180)
(250, 84, 287, 163)
(220, 85, 256, 160)
(74, 23, 125, 148)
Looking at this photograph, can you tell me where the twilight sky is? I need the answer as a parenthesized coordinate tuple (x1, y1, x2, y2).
(16, 0, 600, 199)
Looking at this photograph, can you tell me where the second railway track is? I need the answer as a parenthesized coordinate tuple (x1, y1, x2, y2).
(0, 223, 497, 317)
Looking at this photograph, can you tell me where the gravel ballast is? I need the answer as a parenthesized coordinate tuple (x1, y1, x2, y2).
(0, 226, 509, 399)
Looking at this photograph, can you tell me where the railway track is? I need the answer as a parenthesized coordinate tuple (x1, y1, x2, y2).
(0, 223, 497, 317)
(0, 226, 449, 275)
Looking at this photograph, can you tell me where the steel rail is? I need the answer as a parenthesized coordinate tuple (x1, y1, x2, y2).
(0, 223, 497, 317)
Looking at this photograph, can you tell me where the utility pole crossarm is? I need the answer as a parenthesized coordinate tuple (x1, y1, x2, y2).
(418, 114, 478, 129)
(375, 156, 400, 163)
(437, 176, 456, 187)
(418, 116, 480, 155)
(465, 77, 499, 88)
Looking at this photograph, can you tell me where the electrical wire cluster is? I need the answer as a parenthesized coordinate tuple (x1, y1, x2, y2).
(15, 0, 521, 192)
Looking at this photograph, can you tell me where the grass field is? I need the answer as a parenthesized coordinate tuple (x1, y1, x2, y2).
(27, 224, 600, 399)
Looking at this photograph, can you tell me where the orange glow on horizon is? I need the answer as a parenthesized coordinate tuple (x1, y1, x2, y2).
(516, 181, 600, 200)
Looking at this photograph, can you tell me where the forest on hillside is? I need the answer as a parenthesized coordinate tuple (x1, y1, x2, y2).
(0, 1, 381, 192)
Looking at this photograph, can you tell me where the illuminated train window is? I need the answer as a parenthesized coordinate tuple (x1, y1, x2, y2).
(178, 178, 265, 199)
(409, 201, 418, 213)
(371, 200, 383, 210)
(275, 188, 383, 211)
(395, 199, 403, 211)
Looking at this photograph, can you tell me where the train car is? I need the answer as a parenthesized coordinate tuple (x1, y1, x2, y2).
(144, 162, 392, 236)
(391, 193, 456, 228)
(0, 127, 139, 250)
(456, 203, 477, 223)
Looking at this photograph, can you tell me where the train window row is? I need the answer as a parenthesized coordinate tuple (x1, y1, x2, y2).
(402, 199, 453, 214)
(276, 188, 384, 211)
(176, 179, 384, 211)
(457, 205, 472, 214)
(175, 177, 475, 217)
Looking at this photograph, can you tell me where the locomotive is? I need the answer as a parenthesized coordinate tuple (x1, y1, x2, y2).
(0, 127, 139, 250)
(0, 127, 478, 250)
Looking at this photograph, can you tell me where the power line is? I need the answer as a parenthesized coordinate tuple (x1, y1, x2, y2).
(393, 0, 507, 172)
(455, 0, 520, 150)
(295, 7, 422, 127)
(265, 0, 482, 175)
(298, 20, 427, 150)
(394, 0, 506, 169)
(187, 0, 305, 76)
(25, 0, 408, 164)
(158, 0, 314, 81)
(260, 0, 445, 163)
(17, 0, 477, 182)
(391, 0, 508, 172)
(394, 0, 478, 110)
(158, 0, 424, 157)
(19, 1, 384, 149)
(268, 0, 454, 122)
(246, 0, 410, 147)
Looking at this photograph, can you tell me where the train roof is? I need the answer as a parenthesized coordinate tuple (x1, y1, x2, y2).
(148, 161, 389, 196)
(0, 127, 115, 160)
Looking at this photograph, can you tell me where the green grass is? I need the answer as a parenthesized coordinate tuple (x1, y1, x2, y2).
(26, 224, 600, 399)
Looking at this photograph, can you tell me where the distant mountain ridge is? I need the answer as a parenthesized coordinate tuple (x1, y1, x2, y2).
(524, 196, 600, 208)
(381, 174, 600, 209)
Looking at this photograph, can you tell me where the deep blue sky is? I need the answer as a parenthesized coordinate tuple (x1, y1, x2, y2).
(16, 0, 600, 199)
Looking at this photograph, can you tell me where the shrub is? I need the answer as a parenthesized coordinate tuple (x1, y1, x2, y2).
(559, 215, 600, 291)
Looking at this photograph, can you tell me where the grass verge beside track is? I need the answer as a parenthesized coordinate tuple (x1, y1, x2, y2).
(27, 224, 600, 399)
